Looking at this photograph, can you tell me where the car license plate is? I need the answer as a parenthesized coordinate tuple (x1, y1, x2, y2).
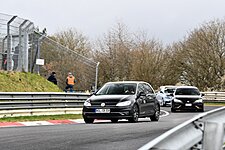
(185, 103, 192, 106)
(95, 109, 110, 113)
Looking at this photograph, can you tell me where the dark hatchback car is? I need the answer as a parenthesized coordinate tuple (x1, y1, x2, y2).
(82, 81, 160, 123)
(171, 86, 204, 112)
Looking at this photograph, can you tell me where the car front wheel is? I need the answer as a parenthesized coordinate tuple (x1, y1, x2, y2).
(150, 104, 160, 121)
(171, 107, 176, 112)
(83, 116, 94, 124)
(111, 119, 119, 123)
(128, 104, 139, 123)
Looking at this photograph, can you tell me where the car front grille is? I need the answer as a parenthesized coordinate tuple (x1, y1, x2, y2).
(91, 100, 119, 106)
(177, 98, 199, 103)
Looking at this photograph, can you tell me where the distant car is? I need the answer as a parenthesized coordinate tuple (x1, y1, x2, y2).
(82, 81, 160, 123)
(171, 86, 204, 112)
(156, 86, 176, 106)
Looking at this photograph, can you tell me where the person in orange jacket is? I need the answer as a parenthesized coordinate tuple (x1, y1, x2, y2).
(64, 72, 76, 92)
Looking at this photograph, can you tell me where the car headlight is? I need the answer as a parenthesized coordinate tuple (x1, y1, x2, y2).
(84, 100, 91, 106)
(195, 99, 203, 103)
(116, 101, 132, 106)
(173, 98, 182, 103)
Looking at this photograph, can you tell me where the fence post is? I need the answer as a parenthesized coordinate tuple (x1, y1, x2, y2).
(1, 36, 7, 70)
(18, 20, 28, 71)
(7, 16, 17, 71)
(23, 22, 33, 72)
(36, 34, 45, 74)
(95, 62, 100, 92)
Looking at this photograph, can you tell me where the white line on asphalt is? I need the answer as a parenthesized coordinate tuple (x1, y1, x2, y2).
(160, 110, 170, 117)
(19, 121, 54, 126)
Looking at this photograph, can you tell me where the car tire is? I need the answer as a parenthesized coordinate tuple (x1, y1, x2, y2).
(150, 104, 160, 121)
(128, 104, 139, 123)
(171, 107, 176, 112)
(111, 119, 119, 123)
(83, 117, 94, 124)
(198, 108, 204, 112)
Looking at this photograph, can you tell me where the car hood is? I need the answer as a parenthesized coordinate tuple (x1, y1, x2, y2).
(89, 95, 135, 102)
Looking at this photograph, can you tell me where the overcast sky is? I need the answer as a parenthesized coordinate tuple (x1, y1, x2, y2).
(1, 0, 225, 44)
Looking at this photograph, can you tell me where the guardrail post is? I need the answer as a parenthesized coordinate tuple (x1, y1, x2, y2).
(203, 122, 224, 150)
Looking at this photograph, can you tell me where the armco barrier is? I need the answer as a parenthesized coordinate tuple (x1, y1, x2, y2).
(0, 92, 90, 117)
(139, 106, 225, 150)
(202, 92, 225, 102)
(0, 91, 224, 118)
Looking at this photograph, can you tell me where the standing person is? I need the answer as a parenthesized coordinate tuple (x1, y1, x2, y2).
(47, 72, 57, 85)
(64, 72, 76, 92)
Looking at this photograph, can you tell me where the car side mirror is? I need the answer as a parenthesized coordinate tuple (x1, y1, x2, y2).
(137, 91, 146, 97)
(140, 92, 146, 96)
(201, 93, 205, 97)
(90, 91, 97, 96)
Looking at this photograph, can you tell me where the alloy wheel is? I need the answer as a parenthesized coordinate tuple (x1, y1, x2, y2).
(150, 104, 160, 121)
(128, 104, 139, 123)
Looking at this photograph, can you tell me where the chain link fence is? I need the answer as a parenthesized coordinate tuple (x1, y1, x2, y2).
(0, 13, 99, 92)
(0, 13, 34, 71)
(37, 33, 98, 92)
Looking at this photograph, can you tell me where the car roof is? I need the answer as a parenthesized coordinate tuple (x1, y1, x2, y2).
(106, 81, 147, 84)
(160, 85, 176, 89)
(176, 86, 198, 89)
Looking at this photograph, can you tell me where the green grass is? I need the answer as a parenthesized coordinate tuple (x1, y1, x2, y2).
(0, 114, 82, 122)
(205, 102, 225, 106)
(0, 71, 62, 92)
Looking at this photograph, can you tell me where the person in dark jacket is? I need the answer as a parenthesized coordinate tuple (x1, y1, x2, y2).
(47, 72, 57, 85)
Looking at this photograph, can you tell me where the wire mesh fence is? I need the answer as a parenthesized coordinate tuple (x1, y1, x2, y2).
(0, 13, 34, 71)
(0, 13, 99, 92)
(37, 34, 98, 92)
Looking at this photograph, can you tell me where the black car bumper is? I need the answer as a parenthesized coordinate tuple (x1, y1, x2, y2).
(82, 106, 133, 119)
(172, 102, 204, 111)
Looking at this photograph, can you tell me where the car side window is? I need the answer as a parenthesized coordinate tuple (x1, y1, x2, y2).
(138, 83, 145, 94)
(143, 83, 154, 94)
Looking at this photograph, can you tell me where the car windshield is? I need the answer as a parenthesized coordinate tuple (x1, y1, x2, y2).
(96, 83, 137, 95)
(175, 88, 200, 95)
(164, 88, 175, 94)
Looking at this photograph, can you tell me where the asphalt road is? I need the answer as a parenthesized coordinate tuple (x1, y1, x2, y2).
(0, 106, 219, 150)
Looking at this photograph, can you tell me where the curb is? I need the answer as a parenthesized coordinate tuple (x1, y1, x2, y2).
(0, 119, 111, 128)
(0, 110, 169, 128)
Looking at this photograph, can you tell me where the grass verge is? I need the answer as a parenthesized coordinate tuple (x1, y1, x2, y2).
(0, 114, 82, 122)
(0, 71, 62, 92)
(205, 102, 225, 106)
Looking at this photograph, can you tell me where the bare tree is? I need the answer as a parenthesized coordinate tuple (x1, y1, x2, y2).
(93, 23, 133, 85)
(40, 28, 95, 91)
(173, 20, 225, 90)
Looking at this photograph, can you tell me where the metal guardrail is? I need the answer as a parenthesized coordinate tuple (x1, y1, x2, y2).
(139, 106, 225, 150)
(0, 91, 224, 117)
(202, 92, 225, 102)
(0, 92, 90, 117)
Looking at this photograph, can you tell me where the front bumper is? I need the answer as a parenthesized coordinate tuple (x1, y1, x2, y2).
(82, 106, 133, 119)
(172, 102, 204, 111)
(164, 99, 172, 105)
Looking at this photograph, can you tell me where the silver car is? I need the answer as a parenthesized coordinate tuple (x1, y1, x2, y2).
(156, 86, 176, 106)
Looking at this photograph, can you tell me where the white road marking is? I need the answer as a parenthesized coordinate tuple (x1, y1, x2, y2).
(160, 110, 170, 117)
(19, 121, 54, 126)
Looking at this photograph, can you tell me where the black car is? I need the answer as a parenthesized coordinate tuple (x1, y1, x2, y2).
(82, 81, 160, 123)
(171, 86, 204, 112)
